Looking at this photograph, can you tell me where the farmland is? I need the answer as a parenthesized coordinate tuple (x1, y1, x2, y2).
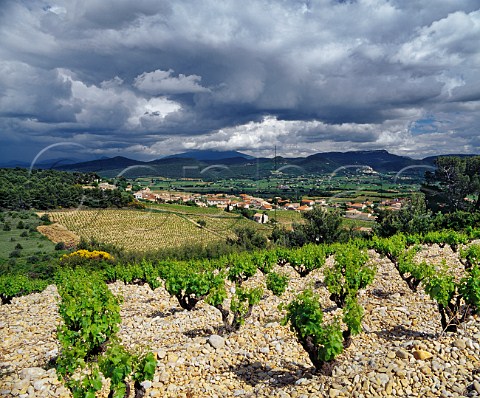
(48, 208, 271, 251)
(132, 172, 419, 202)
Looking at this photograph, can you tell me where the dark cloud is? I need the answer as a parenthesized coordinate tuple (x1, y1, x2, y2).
(0, 0, 479, 162)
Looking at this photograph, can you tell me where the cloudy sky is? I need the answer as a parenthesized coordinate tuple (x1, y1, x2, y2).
(1, 0, 479, 163)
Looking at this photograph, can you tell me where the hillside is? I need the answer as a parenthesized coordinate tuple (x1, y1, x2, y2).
(163, 150, 254, 161)
(1, 245, 479, 397)
(54, 150, 435, 178)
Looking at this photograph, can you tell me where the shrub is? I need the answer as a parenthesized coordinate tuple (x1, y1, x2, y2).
(163, 262, 222, 311)
(227, 253, 257, 285)
(342, 295, 364, 343)
(251, 250, 278, 274)
(56, 268, 155, 398)
(423, 262, 460, 332)
(280, 289, 343, 373)
(372, 234, 407, 265)
(266, 272, 289, 296)
(60, 249, 114, 270)
(459, 264, 480, 315)
(460, 244, 480, 270)
(40, 213, 51, 224)
(9, 249, 21, 258)
(55, 242, 66, 250)
(99, 343, 156, 398)
(206, 283, 263, 333)
(324, 244, 375, 307)
(0, 275, 49, 305)
(56, 270, 121, 377)
(26, 255, 40, 264)
(286, 244, 326, 277)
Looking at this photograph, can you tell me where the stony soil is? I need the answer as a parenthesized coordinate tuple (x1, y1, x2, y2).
(1, 245, 480, 398)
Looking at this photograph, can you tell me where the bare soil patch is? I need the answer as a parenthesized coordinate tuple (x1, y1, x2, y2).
(37, 223, 80, 247)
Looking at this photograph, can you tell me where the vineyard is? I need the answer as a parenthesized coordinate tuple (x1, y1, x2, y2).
(48, 210, 223, 251)
(46, 209, 271, 252)
(1, 229, 480, 397)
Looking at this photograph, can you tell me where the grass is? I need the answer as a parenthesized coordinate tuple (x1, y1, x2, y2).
(341, 217, 375, 229)
(0, 211, 61, 278)
(266, 210, 303, 230)
(147, 202, 228, 215)
(0, 212, 57, 259)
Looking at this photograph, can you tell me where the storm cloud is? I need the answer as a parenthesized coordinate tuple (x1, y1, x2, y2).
(0, 0, 479, 162)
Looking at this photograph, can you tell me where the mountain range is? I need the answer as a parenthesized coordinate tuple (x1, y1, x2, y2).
(2, 149, 475, 179)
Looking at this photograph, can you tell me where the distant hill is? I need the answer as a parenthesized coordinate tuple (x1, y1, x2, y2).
(163, 150, 254, 161)
(56, 156, 144, 175)
(38, 150, 480, 178)
(0, 156, 108, 169)
(297, 150, 425, 173)
(422, 153, 478, 164)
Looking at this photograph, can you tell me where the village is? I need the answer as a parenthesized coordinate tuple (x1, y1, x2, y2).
(130, 186, 405, 224)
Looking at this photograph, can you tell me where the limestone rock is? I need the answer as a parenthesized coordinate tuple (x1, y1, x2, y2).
(413, 350, 433, 360)
(396, 349, 409, 359)
(208, 334, 225, 350)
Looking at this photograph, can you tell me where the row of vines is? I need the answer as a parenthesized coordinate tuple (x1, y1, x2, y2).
(1, 228, 480, 396)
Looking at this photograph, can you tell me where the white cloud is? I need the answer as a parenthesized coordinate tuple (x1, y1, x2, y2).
(134, 69, 209, 95)
(393, 10, 480, 67)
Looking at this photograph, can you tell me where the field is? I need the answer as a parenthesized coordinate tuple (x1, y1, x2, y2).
(36, 223, 80, 247)
(0, 212, 58, 271)
(129, 172, 419, 201)
(45, 202, 375, 252)
(48, 208, 272, 251)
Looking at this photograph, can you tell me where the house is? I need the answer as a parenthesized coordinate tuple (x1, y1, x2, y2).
(286, 203, 300, 210)
(345, 209, 363, 218)
(133, 188, 159, 202)
(301, 199, 315, 206)
(348, 202, 366, 210)
(236, 202, 250, 209)
(253, 213, 269, 224)
(345, 209, 373, 220)
(143, 193, 159, 202)
(206, 197, 231, 207)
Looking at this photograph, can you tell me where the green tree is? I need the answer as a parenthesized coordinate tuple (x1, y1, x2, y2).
(374, 193, 433, 237)
(296, 207, 342, 244)
(423, 156, 480, 213)
(227, 226, 267, 250)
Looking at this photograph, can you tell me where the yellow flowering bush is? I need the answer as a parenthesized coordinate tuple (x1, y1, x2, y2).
(60, 250, 114, 267)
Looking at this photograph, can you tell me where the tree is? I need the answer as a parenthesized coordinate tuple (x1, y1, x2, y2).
(423, 156, 480, 213)
(374, 193, 433, 237)
(270, 207, 342, 247)
(227, 226, 267, 250)
(290, 207, 342, 245)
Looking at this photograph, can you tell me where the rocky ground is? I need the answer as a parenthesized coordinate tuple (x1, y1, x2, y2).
(1, 245, 480, 398)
